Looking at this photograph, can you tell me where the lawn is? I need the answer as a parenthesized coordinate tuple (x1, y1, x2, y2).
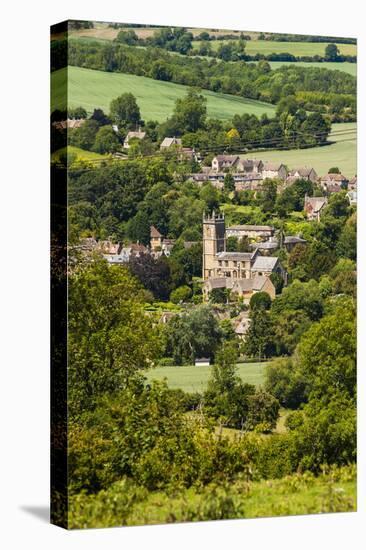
(267, 60, 357, 76)
(193, 39, 357, 57)
(51, 66, 276, 121)
(241, 123, 357, 178)
(145, 362, 267, 393)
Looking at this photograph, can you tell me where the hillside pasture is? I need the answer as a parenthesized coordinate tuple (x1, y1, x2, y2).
(193, 39, 357, 57)
(267, 61, 357, 76)
(145, 362, 266, 393)
(52, 66, 276, 121)
(241, 123, 357, 178)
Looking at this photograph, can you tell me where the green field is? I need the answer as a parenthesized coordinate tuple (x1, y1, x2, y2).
(193, 39, 357, 57)
(145, 362, 266, 393)
(267, 60, 357, 76)
(51, 145, 108, 162)
(51, 66, 276, 121)
(241, 123, 356, 178)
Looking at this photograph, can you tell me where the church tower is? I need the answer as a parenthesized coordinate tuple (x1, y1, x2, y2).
(202, 210, 226, 280)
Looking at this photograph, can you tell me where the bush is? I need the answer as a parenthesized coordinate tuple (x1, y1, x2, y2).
(250, 291, 271, 310)
(170, 285, 192, 304)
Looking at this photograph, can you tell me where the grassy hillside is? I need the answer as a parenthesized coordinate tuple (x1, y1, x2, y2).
(145, 362, 266, 393)
(267, 61, 357, 76)
(69, 464, 356, 528)
(241, 123, 357, 178)
(194, 39, 357, 57)
(51, 66, 276, 121)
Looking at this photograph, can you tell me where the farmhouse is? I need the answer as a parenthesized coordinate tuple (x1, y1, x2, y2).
(262, 162, 287, 180)
(304, 195, 328, 221)
(123, 129, 146, 149)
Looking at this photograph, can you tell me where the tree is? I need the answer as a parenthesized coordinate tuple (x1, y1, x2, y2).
(246, 390, 280, 433)
(249, 291, 271, 311)
(325, 43, 340, 61)
(204, 343, 256, 429)
(170, 285, 192, 304)
(224, 173, 235, 192)
(128, 253, 172, 300)
(109, 93, 140, 128)
(93, 126, 120, 154)
(69, 119, 100, 150)
(244, 308, 275, 359)
(260, 180, 277, 213)
(90, 108, 110, 126)
(297, 297, 356, 398)
(165, 305, 222, 364)
(173, 89, 207, 133)
(265, 358, 308, 409)
(199, 184, 220, 211)
(68, 258, 161, 416)
(328, 166, 340, 174)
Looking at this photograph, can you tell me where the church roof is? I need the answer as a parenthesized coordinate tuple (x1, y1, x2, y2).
(216, 251, 253, 261)
(252, 256, 279, 272)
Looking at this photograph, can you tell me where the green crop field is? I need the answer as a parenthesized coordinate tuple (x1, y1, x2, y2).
(145, 362, 267, 393)
(51, 66, 276, 121)
(241, 123, 357, 178)
(267, 60, 357, 76)
(193, 39, 357, 57)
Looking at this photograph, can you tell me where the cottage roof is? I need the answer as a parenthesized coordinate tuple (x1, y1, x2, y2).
(284, 236, 307, 244)
(204, 278, 228, 290)
(290, 167, 315, 177)
(126, 130, 146, 140)
(252, 256, 279, 272)
(249, 240, 278, 250)
(160, 137, 182, 148)
(349, 176, 357, 185)
(150, 226, 162, 238)
(252, 274, 272, 291)
(305, 196, 328, 212)
(321, 173, 348, 182)
(263, 162, 284, 171)
(215, 155, 239, 165)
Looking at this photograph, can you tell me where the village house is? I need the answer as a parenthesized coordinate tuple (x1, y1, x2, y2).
(123, 129, 146, 149)
(320, 173, 349, 192)
(262, 162, 287, 181)
(248, 235, 307, 254)
(233, 312, 251, 339)
(202, 212, 286, 302)
(236, 158, 263, 174)
(160, 136, 182, 149)
(304, 195, 328, 221)
(104, 243, 148, 265)
(287, 167, 318, 183)
(150, 226, 175, 257)
(226, 224, 275, 241)
(211, 155, 240, 172)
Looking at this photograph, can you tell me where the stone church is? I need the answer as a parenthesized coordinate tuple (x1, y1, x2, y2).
(202, 211, 286, 302)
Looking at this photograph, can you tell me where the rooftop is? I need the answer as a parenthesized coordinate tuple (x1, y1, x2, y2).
(252, 256, 279, 271)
